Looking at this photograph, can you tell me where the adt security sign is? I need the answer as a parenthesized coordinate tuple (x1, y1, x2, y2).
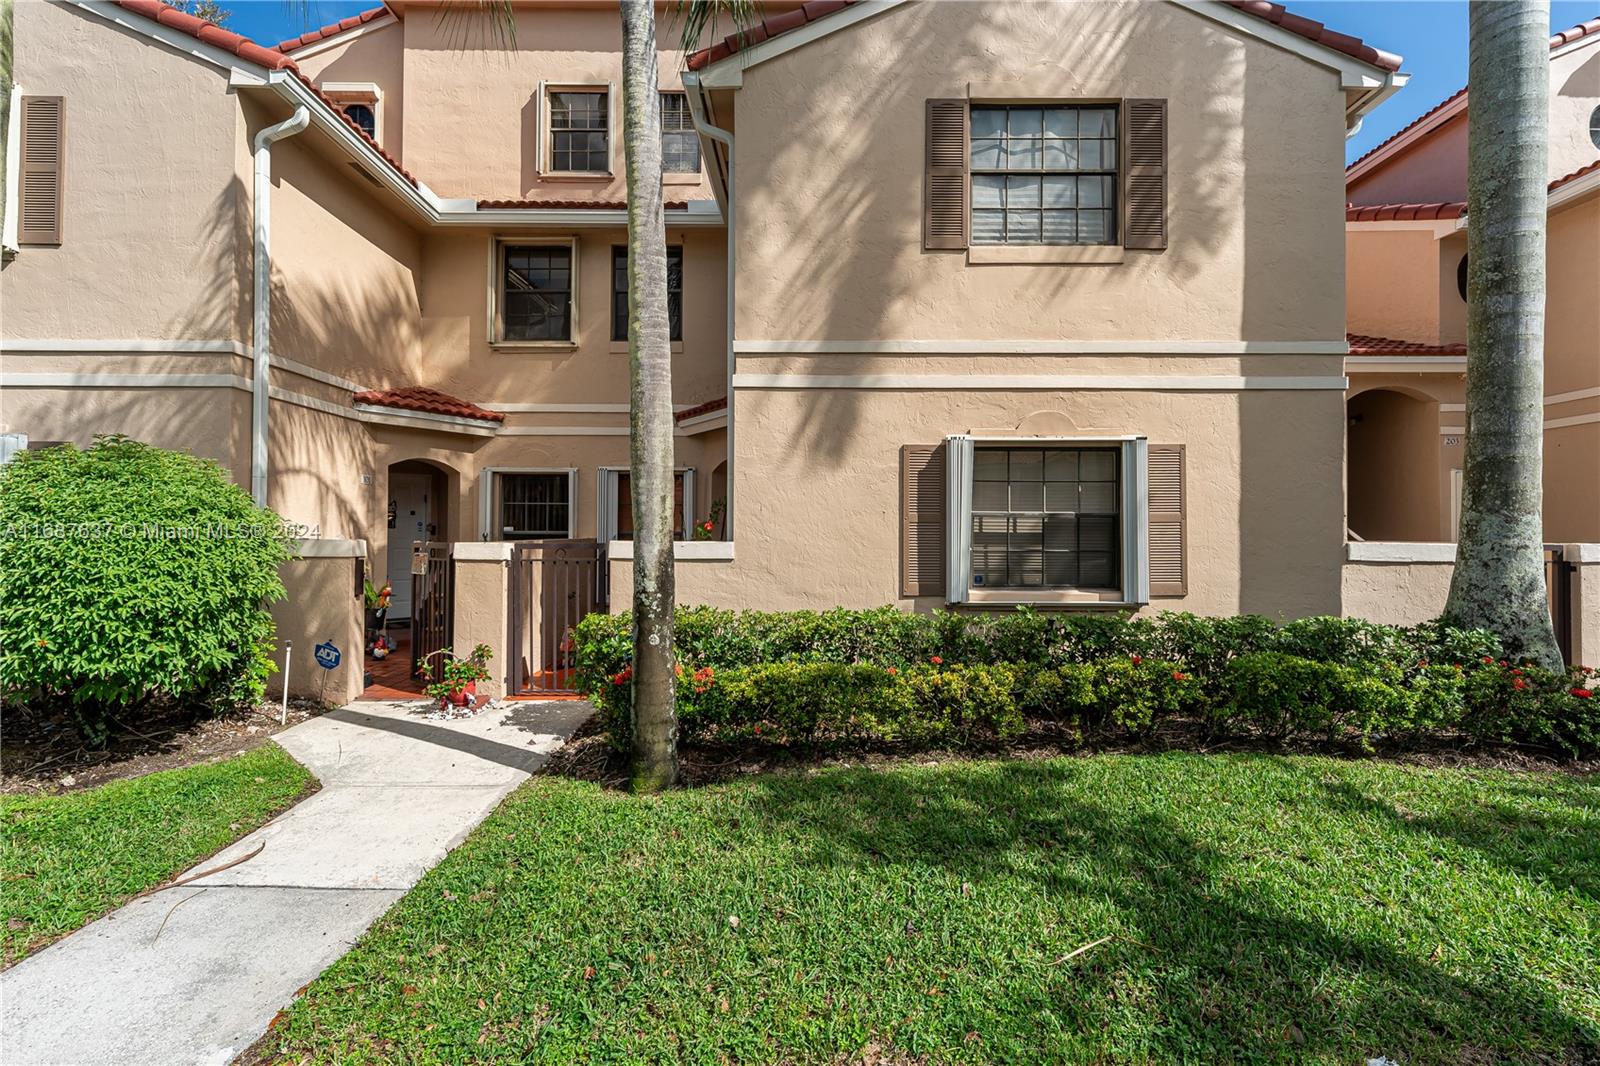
(314, 640, 342, 671)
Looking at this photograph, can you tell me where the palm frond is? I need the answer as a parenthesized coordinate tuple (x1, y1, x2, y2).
(668, 0, 763, 63)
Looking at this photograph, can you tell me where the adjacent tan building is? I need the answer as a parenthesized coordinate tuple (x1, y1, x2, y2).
(1343, 19, 1600, 545)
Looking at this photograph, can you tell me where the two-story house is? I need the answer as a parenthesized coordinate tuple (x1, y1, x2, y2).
(1342, 17, 1599, 545)
(2, 0, 1413, 686)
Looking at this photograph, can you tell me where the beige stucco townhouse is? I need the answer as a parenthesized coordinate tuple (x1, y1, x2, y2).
(6, 0, 1490, 698)
(1342, 16, 1600, 547)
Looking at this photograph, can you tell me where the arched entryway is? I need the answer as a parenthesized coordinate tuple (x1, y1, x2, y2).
(1347, 388, 1444, 542)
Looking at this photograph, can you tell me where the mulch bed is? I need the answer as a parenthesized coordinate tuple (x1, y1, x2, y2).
(542, 714, 1600, 790)
(1, 699, 335, 796)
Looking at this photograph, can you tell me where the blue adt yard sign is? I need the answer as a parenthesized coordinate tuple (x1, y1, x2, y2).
(314, 640, 342, 671)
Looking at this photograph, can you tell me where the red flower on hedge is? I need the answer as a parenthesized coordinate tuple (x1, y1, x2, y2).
(1482, 656, 1494, 664)
(1511, 668, 1523, 677)
(887, 667, 898, 676)
(1419, 660, 1430, 667)
(1513, 678, 1527, 691)
(1172, 671, 1187, 681)
(930, 656, 944, 665)
(1573, 688, 1594, 699)
(1131, 654, 1143, 666)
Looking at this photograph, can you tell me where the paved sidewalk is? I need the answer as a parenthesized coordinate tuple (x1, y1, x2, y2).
(0, 699, 592, 1066)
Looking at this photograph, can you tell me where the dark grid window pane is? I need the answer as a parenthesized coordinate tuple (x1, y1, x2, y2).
(970, 104, 1117, 246)
(502, 246, 571, 342)
(611, 245, 683, 343)
(661, 92, 701, 173)
(970, 447, 1120, 590)
(500, 474, 569, 539)
(341, 102, 376, 139)
(551, 91, 609, 172)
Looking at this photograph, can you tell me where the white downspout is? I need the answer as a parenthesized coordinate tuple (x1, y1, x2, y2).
(251, 106, 310, 507)
(683, 73, 735, 538)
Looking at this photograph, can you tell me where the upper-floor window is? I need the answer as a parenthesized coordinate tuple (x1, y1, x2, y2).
(970, 105, 1118, 246)
(550, 90, 609, 173)
(497, 242, 573, 343)
(661, 92, 700, 174)
(612, 245, 683, 342)
(1590, 104, 1600, 149)
(342, 102, 377, 140)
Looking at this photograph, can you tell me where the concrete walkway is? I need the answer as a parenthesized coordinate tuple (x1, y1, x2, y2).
(0, 698, 592, 1066)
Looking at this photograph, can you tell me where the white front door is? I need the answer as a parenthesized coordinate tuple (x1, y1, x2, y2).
(386, 473, 430, 620)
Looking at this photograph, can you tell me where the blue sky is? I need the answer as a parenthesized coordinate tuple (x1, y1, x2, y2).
(221, 0, 1596, 165)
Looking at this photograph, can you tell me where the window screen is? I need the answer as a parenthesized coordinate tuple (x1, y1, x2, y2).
(612, 245, 683, 343)
(661, 92, 701, 173)
(970, 447, 1120, 589)
(501, 245, 572, 342)
(970, 105, 1118, 246)
(500, 473, 570, 539)
(550, 91, 609, 172)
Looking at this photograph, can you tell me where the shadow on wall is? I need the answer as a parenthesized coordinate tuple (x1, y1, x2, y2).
(1347, 387, 1445, 543)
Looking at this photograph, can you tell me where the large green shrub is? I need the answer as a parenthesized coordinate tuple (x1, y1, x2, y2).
(573, 607, 1598, 757)
(0, 438, 292, 739)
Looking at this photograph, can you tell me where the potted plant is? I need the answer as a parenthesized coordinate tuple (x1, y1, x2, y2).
(419, 643, 494, 709)
(364, 580, 392, 651)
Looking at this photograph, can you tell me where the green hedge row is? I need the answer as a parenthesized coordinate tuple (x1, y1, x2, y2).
(574, 608, 1599, 757)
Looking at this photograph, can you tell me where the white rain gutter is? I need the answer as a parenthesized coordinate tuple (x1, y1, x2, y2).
(683, 71, 736, 537)
(251, 105, 310, 506)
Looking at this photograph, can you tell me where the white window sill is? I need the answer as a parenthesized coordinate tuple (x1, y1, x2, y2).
(664, 173, 702, 186)
(963, 587, 1131, 606)
(607, 540, 733, 561)
(968, 244, 1125, 265)
(539, 172, 613, 182)
(1345, 541, 1457, 563)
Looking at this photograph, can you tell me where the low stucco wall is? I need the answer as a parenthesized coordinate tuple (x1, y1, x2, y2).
(268, 540, 366, 706)
(607, 542, 736, 611)
(1341, 542, 1600, 666)
(453, 543, 512, 699)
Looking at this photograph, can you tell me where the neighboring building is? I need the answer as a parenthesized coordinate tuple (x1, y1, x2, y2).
(1343, 18, 1600, 544)
(2, 0, 1411, 644)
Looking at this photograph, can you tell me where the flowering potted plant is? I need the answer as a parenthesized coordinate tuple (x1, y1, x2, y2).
(419, 643, 494, 709)
(692, 497, 726, 541)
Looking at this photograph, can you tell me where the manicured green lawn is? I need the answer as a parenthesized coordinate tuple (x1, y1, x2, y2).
(1, 743, 313, 964)
(263, 754, 1597, 1064)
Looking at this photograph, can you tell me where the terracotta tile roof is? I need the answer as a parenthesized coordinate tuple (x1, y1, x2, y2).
(114, 0, 298, 70)
(1551, 157, 1600, 192)
(476, 198, 693, 210)
(1346, 201, 1466, 222)
(1347, 333, 1466, 357)
(674, 396, 728, 423)
(1348, 162, 1600, 221)
(1222, 1, 1402, 72)
(277, 6, 389, 53)
(1349, 18, 1600, 176)
(292, 71, 419, 187)
(354, 386, 505, 423)
(687, 0, 1403, 73)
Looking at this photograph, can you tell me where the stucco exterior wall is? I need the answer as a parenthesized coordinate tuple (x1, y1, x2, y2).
(2, 1, 244, 342)
(1549, 44, 1600, 183)
(1346, 112, 1469, 207)
(394, 6, 713, 202)
(1340, 553, 1457, 626)
(270, 543, 366, 705)
(293, 19, 407, 157)
(1345, 229, 1448, 344)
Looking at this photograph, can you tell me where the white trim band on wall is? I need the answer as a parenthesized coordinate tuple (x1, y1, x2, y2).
(0, 338, 250, 355)
(735, 340, 1351, 356)
(0, 372, 252, 390)
(733, 373, 1351, 391)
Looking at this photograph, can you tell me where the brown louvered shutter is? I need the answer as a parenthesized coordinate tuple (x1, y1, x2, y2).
(901, 443, 946, 597)
(19, 96, 65, 245)
(924, 99, 968, 251)
(1122, 98, 1166, 251)
(1148, 444, 1185, 596)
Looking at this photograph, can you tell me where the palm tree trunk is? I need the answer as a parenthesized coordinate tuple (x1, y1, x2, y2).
(1444, 0, 1562, 669)
(620, 0, 678, 790)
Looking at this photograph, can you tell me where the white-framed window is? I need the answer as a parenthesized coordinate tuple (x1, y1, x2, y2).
(597, 466, 694, 542)
(612, 244, 682, 342)
(481, 468, 577, 540)
(945, 436, 1148, 605)
(321, 82, 382, 143)
(660, 91, 700, 174)
(970, 104, 1118, 246)
(492, 237, 577, 345)
(547, 87, 611, 173)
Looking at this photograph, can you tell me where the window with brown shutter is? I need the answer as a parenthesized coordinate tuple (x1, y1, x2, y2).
(19, 96, 65, 245)
(900, 443, 947, 597)
(924, 99, 968, 251)
(1147, 444, 1185, 596)
(1122, 98, 1166, 251)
